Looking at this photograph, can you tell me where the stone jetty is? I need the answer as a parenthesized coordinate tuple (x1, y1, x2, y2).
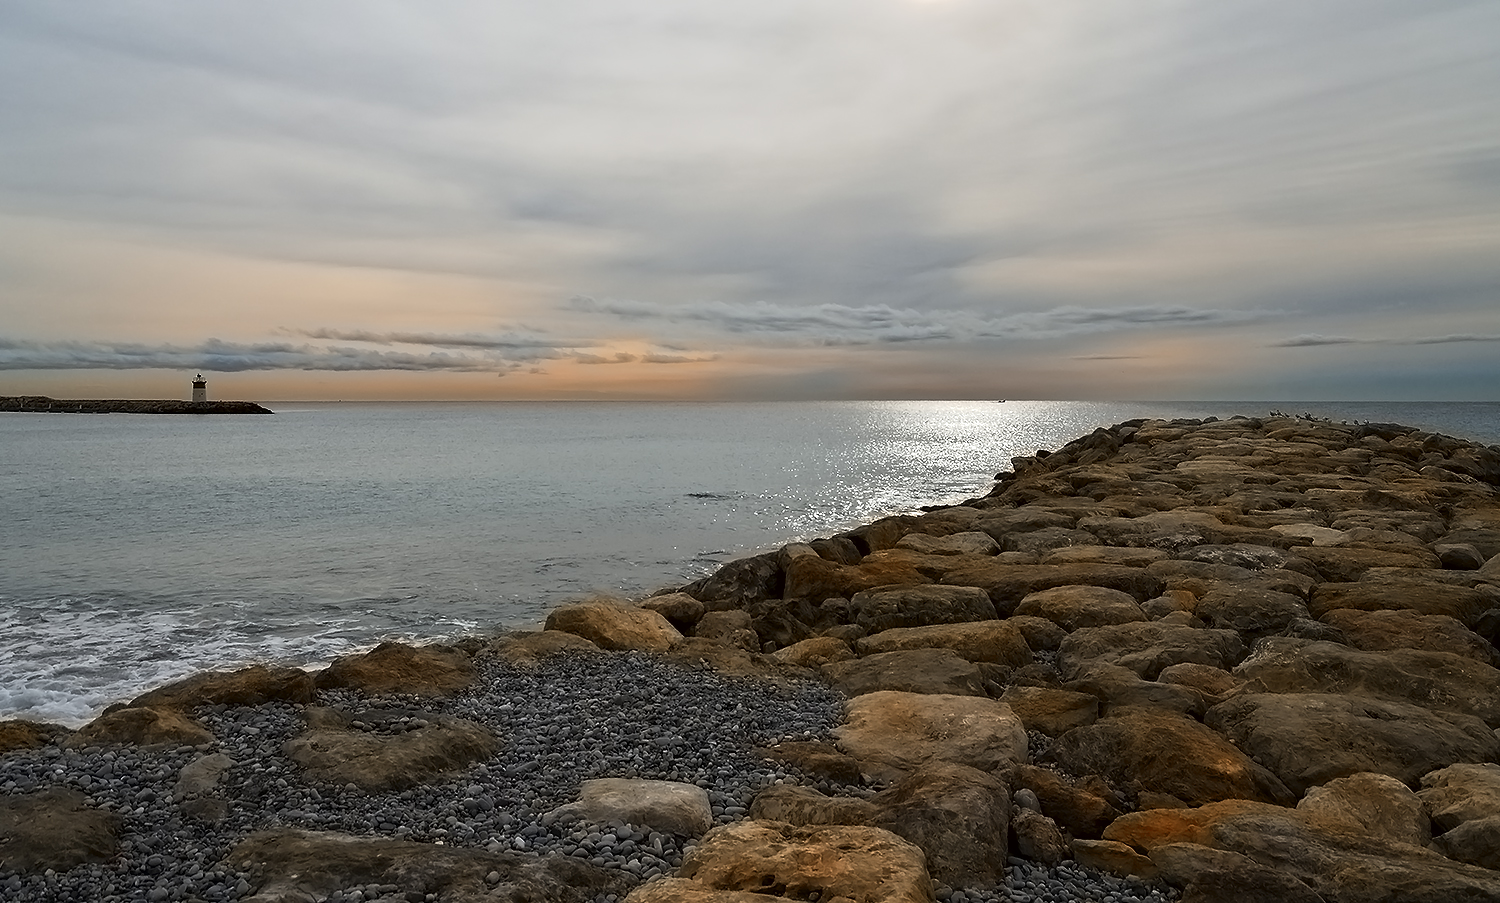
(4, 414, 1500, 903)
(0, 395, 272, 414)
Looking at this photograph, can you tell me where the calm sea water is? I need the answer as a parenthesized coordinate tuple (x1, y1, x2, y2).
(2, 400, 1496, 725)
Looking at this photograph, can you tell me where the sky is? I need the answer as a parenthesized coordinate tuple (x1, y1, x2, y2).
(1, 1, 1498, 402)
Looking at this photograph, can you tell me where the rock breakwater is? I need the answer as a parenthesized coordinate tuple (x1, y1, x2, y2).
(4, 414, 1500, 902)
(0, 396, 272, 414)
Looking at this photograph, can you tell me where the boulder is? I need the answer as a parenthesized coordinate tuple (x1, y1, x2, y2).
(1106, 799, 1500, 903)
(1434, 543, 1487, 570)
(1205, 693, 1500, 795)
(810, 536, 864, 565)
(1295, 772, 1430, 847)
(1308, 581, 1492, 627)
(1041, 546, 1170, 568)
(1295, 546, 1440, 582)
(639, 592, 707, 628)
(855, 619, 1031, 667)
(485, 630, 599, 666)
(545, 600, 683, 652)
(284, 709, 497, 791)
(770, 636, 855, 668)
(693, 610, 760, 651)
(1157, 663, 1240, 700)
(783, 555, 929, 604)
(1000, 527, 1098, 555)
(821, 649, 987, 698)
(939, 563, 1165, 614)
(1046, 708, 1293, 806)
(0, 788, 120, 873)
(834, 691, 1028, 783)
(1065, 662, 1208, 718)
(895, 531, 1000, 557)
(1071, 839, 1159, 881)
(174, 752, 236, 801)
(1319, 608, 1499, 665)
(869, 762, 1012, 887)
(668, 821, 934, 903)
(1012, 809, 1068, 865)
(682, 552, 783, 609)
(847, 585, 997, 633)
(129, 664, 316, 709)
(548, 779, 713, 837)
(748, 785, 878, 826)
(0, 720, 67, 754)
(1056, 622, 1247, 680)
(230, 829, 630, 903)
(314, 642, 474, 696)
(1196, 586, 1311, 642)
(1013, 764, 1122, 839)
(1417, 763, 1500, 833)
(67, 705, 214, 748)
(999, 685, 1100, 736)
(1008, 615, 1068, 652)
(1434, 815, 1500, 871)
(1013, 585, 1148, 631)
(1231, 638, 1500, 727)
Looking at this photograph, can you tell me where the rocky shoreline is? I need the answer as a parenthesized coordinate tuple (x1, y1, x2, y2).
(0, 396, 273, 414)
(4, 413, 1500, 902)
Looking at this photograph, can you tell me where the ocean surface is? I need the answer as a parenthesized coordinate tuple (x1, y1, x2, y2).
(3, 399, 1497, 726)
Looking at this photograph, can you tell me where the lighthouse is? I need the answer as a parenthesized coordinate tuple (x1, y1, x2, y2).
(191, 373, 207, 404)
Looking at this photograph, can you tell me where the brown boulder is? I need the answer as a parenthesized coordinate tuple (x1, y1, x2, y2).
(546, 599, 683, 652)
(315, 642, 475, 696)
(748, 784, 879, 826)
(1205, 692, 1500, 795)
(1295, 772, 1431, 847)
(1065, 662, 1208, 719)
(1434, 815, 1500, 871)
(130, 663, 316, 709)
(1056, 621, 1247, 679)
(1417, 763, 1500, 833)
(1046, 708, 1292, 806)
(1308, 581, 1492, 627)
(68, 705, 214, 748)
(693, 610, 759, 651)
(821, 649, 987, 697)
(639, 592, 708, 628)
(770, 636, 854, 668)
(868, 762, 1012, 887)
(1013, 764, 1122, 839)
(1013, 585, 1148, 631)
(682, 552, 783, 610)
(0, 720, 66, 754)
(1107, 799, 1500, 903)
(230, 829, 629, 903)
(855, 619, 1031, 667)
(1157, 663, 1241, 700)
(1196, 585, 1311, 641)
(783, 554, 929, 604)
(670, 822, 934, 903)
(939, 562, 1165, 614)
(847, 584, 997, 633)
(1295, 546, 1440, 582)
(895, 531, 1000, 556)
(1000, 685, 1100, 736)
(485, 630, 598, 666)
(1319, 608, 1499, 665)
(547, 778, 713, 836)
(1042, 546, 1170, 567)
(1012, 808, 1069, 865)
(284, 708, 497, 790)
(756, 740, 864, 785)
(0, 788, 120, 873)
(834, 691, 1028, 782)
(1007, 615, 1068, 651)
(1231, 638, 1500, 727)
(1071, 839, 1159, 881)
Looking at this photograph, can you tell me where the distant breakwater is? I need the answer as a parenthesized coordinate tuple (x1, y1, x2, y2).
(0, 395, 272, 415)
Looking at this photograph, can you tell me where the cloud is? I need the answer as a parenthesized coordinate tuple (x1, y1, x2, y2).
(293, 328, 575, 355)
(1271, 334, 1365, 347)
(1407, 334, 1500, 345)
(0, 338, 513, 373)
(1272, 333, 1500, 348)
(568, 296, 1268, 346)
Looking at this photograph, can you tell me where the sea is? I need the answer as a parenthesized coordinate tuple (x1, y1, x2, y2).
(3, 399, 1497, 726)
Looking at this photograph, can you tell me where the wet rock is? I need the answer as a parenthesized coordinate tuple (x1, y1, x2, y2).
(548, 778, 713, 837)
(546, 599, 684, 652)
(67, 705, 215, 748)
(315, 641, 476, 696)
(130, 663, 316, 709)
(0, 788, 120, 873)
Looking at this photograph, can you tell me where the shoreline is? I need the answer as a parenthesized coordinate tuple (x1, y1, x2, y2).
(3, 413, 1500, 902)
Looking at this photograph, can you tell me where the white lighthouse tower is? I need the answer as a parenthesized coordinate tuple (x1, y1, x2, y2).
(191, 373, 207, 404)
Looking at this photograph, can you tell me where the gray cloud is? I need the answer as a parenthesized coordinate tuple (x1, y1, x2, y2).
(1272, 333, 1500, 348)
(1271, 335, 1364, 347)
(0, 338, 513, 373)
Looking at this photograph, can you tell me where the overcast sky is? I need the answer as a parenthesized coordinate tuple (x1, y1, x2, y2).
(2, 0, 1497, 400)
